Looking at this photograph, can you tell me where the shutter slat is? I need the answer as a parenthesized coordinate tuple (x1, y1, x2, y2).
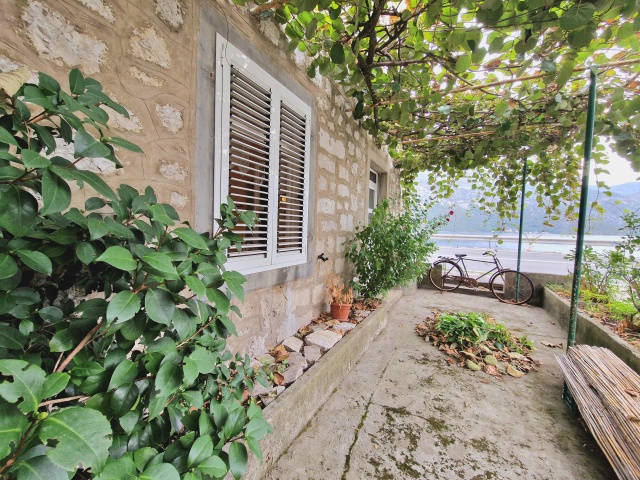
(277, 101, 307, 254)
(227, 66, 271, 259)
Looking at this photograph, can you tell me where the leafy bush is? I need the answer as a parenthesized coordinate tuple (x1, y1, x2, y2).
(345, 198, 445, 299)
(565, 246, 623, 298)
(434, 311, 532, 351)
(0, 69, 270, 479)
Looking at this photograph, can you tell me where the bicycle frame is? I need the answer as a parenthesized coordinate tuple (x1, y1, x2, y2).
(441, 253, 504, 285)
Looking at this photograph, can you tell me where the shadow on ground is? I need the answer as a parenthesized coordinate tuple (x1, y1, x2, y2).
(264, 290, 615, 480)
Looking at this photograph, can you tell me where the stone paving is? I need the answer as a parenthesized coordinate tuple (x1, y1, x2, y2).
(264, 289, 616, 480)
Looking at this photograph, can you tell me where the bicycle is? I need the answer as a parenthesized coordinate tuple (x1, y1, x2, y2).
(428, 251, 534, 305)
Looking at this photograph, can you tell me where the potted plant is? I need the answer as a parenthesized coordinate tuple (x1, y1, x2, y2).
(327, 274, 354, 321)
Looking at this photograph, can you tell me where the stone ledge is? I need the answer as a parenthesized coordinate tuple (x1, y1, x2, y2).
(542, 287, 640, 374)
(244, 289, 403, 480)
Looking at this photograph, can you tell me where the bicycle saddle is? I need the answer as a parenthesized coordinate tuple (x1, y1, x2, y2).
(454, 254, 467, 258)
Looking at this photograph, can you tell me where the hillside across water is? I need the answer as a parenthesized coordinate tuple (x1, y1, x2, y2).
(420, 179, 640, 236)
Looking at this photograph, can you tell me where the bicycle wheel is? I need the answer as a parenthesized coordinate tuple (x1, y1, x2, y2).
(489, 269, 534, 305)
(429, 260, 464, 292)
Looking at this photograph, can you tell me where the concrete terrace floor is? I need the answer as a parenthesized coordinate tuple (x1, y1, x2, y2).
(264, 289, 615, 480)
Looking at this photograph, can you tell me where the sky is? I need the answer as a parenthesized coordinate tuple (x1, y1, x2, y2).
(589, 149, 639, 186)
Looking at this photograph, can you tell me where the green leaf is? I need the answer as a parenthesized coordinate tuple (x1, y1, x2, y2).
(69, 68, 85, 94)
(155, 360, 182, 394)
(0, 325, 26, 350)
(94, 456, 137, 480)
(0, 254, 19, 280)
(42, 373, 70, 399)
(188, 347, 217, 374)
(16, 454, 71, 480)
(103, 136, 143, 153)
(222, 270, 247, 301)
(329, 42, 345, 64)
(139, 463, 180, 480)
(106, 291, 141, 323)
(206, 288, 230, 313)
(185, 276, 206, 298)
(108, 359, 137, 390)
(197, 455, 227, 478)
(172, 227, 209, 250)
(244, 417, 272, 441)
(38, 72, 60, 94)
(148, 204, 175, 226)
(228, 441, 248, 480)
(22, 150, 52, 169)
(0, 399, 29, 461)
(41, 170, 72, 214)
(454, 55, 471, 73)
(61, 168, 117, 201)
(559, 3, 596, 31)
(0, 186, 38, 237)
(74, 130, 111, 158)
(16, 250, 53, 275)
(39, 406, 111, 472)
(144, 289, 176, 325)
(224, 408, 245, 439)
(96, 246, 137, 271)
(0, 359, 45, 413)
(110, 383, 139, 417)
(76, 242, 98, 264)
(142, 252, 178, 279)
(187, 435, 213, 468)
(0, 126, 19, 147)
(88, 218, 110, 240)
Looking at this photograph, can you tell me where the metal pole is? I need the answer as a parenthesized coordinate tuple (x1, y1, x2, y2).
(516, 158, 528, 301)
(564, 67, 597, 408)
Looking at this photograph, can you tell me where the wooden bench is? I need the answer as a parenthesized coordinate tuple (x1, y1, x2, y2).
(557, 345, 640, 480)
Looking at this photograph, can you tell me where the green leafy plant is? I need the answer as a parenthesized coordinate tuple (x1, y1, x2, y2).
(0, 68, 271, 479)
(345, 198, 445, 299)
(435, 312, 490, 346)
(434, 311, 532, 352)
(565, 246, 624, 298)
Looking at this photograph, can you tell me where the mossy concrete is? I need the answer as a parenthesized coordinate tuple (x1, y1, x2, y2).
(542, 287, 640, 374)
(263, 290, 614, 479)
(244, 289, 403, 480)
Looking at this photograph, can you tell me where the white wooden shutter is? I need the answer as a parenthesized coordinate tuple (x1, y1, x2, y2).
(227, 67, 271, 259)
(276, 102, 307, 255)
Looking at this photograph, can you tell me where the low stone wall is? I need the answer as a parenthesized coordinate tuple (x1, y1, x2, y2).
(244, 289, 403, 479)
(542, 287, 640, 374)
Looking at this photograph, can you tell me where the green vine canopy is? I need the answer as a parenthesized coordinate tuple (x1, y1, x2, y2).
(248, 0, 640, 221)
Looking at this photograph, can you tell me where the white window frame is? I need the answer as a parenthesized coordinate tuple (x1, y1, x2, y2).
(368, 169, 378, 221)
(214, 36, 311, 275)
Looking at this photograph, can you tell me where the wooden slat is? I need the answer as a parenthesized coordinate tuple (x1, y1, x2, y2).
(556, 345, 640, 480)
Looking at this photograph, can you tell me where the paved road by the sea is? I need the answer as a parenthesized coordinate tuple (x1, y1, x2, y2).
(431, 247, 573, 276)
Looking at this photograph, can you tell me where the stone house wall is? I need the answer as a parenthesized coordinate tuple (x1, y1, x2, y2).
(0, 0, 401, 357)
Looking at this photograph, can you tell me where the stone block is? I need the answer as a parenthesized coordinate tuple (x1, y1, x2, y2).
(318, 198, 336, 215)
(283, 352, 308, 386)
(303, 345, 322, 365)
(282, 336, 303, 353)
(332, 322, 355, 333)
(305, 330, 342, 352)
(310, 323, 329, 332)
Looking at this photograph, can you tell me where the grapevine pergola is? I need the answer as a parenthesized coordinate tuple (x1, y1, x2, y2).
(246, 0, 640, 220)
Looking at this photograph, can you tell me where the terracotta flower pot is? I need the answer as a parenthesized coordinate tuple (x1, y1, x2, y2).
(330, 303, 351, 321)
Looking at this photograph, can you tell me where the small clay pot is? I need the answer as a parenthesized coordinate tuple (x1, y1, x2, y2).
(330, 303, 351, 321)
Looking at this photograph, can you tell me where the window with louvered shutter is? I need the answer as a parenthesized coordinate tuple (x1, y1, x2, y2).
(215, 36, 310, 274)
(227, 68, 271, 259)
(277, 102, 306, 254)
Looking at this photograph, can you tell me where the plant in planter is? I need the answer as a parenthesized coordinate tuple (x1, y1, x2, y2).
(326, 274, 354, 321)
(345, 198, 446, 299)
(0, 68, 270, 479)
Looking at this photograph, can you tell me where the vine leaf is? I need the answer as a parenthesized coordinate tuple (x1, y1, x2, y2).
(0, 359, 46, 413)
(38, 406, 111, 473)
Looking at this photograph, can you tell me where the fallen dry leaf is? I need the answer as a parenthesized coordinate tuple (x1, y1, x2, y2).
(484, 364, 500, 376)
(270, 345, 289, 363)
(272, 372, 285, 386)
(507, 364, 525, 378)
(625, 389, 640, 398)
(541, 341, 563, 348)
